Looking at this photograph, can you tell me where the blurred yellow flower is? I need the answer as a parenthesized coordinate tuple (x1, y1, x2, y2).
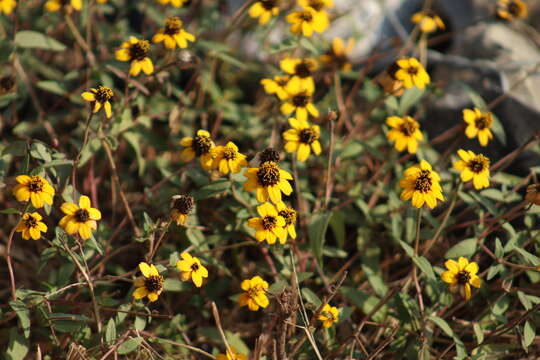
(394, 57, 430, 89)
(248, 202, 287, 244)
(216, 347, 247, 360)
(81, 85, 114, 119)
(133, 262, 164, 302)
(280, 57, 318, 93)
(170, 194, 194, 226)
(525, 184, 540, 205)
(115, 37, 154, 76)
(244, 161, 293, 204)
(399, 160, 444, 209)
(0, 0, 16, 15)
(276, 201, 297, 239)
(156, 0, 188, 7)
(45, 0, 81, 12)
(283, 117, 322, 162)
(179, 129, 215, 170)
(463, 108, 493, 147)
(286, 7, 328, 37)
(453, 149, 490, 190)
(238, 275, 269, 311)
(153, 17, 195, 49)
(411, 11, 445, 33)
(249, 0, 279, 25)
(386, 115, 423, 154)
(497, 0, 527, 20)
(281, 79, 319, 122)
(320, 37, 354, 72)
(12, 175, 55, 208)
(299, 0, 333, 11)
(212, 141, 248, 175)
(261, 75, 290, 100)
(176, 252, 208, 287)
(318, 304, 339, 328)
(377, 62, 405, 96)
(59, 195, 101, 240)
(16, 212, 47, 240)
(441, 257, 481, 301)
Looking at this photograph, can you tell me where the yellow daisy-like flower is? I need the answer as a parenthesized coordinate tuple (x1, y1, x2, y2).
(298, 0, 332, 28)
(115, 37, 154, 76)
(453, 149, 490, 190)
(247, 202, 287, 244)
(249, 0, 279, 25)
(96, 0, 107, 3)
(153, 17, 196, 50)
(276, 201, 297, 239)
(179, 129, 215, 170)
(261, 75, 290, 100)
(283, 117, 322, 162)
(238, 275, 269, 311)
(59, 195, 102, 240)
(216, 347, 248, 360)
(279, 57, 318, 94)
(12, 175, 55, 208)
(441, 257, 481, 301)
(525, 184, 540, 206)
(399, 160, 444, 209)
(176, 252, 208, 288)
(170, 194, 194, 226)
(394, 57, 430, 89)
(411, 11, 445, 33)
(496, 0, 527, 20)
(286, 7, 328, 37)
(212, 141, 248, 175)
(133, 262, 164, 302)
(318, 303, 339, 328)
(15, 212, 47, 240)
(156, 0, 188, 7)
(281, 80, 319, 122)
(386, 115, 423, 154)
(0, 0, 16, 15)
(463, 108, 493, 147)
(243, 161, 293, 204)
(45, 0, 82, 12)
(320, 37, 354, 72)
(81, 85, 114, 119)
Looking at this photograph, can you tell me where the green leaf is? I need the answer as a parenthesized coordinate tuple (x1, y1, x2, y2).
(429, 315, 454, 337)
(523, 320, 535, 348)
(0, 208, 21, 215)
(105, 318, 116, 343)
(301, 288, 322, 308)
(6, 328, 29, 360)
(473, 322, 484, 344)
(29, 142, 52, 162)
(164, 278, 190, 292)
(117, 337, 142, 355)
(123, 131, 145, 176)
(134, 316, 146, 331)
(308, 211, 332, 265)
(193, 179, 230, 200)
(329, 211, 346, 249)
(15, 30, 66, 52)
(36, 80, 67, 96)
(413, 256, 436, 281)
(399, 87, 425, 114)
(9, 300, 30, 339)
(445, 238, 477, 259)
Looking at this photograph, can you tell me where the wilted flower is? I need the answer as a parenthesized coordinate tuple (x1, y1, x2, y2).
(170, 194, 194, 226)
(320, 37, 354, 72)
(525, 184, 540, 205)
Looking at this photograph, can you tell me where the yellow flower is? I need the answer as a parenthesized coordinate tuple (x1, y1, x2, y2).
(170, 194, 194, 226)
(377, 62, 405, 96)
(394, 57, 430, 89)
(45, 0, 82, 12)
(244, 161, 293, 204)
(15, 212, 47, 240)
(280, 79, 319, 122)
(318, 304, 339, 328)
(286, 7, 328, 37)
(453, 149, 490, 190)
(496, 0, 527, 20)
(276, 201, 297, 239)
(12, 175, 55, 208)
(411, 11, 445, 33)
(59, 195, 101, 240)
(96, 0, 107, 3)
(283, 117, 322, 162)
(176, 252, 208, 287)
(441, 257, 481, 301)
(320, 37, 354, 72)
(216, 347, 248, 360)
(0, 0, 16, 15)
(261, 75, 290, 100)
(463, 108, 493, 147)
(179, 129, 215, 170)
(153, 17, 196, 50)
(248, 202, 287, 244)
(133, 262, 164, 302)
(238, 275, 269, 311)
(212, 141, 248, 175)
(279, 57, 318, 93)
(81, 85, 114, 119)
(399, 160, 444, 209)
(386, 115, 423, 154)
(525, 184, 540, 205)
(156, 0, 188, 7)
(115, 37, 154, 76)
(249, 0, 279, 25)
(298, 0, 333, 11)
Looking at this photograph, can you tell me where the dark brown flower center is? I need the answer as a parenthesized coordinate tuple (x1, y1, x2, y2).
(76, 209, 90, 222)
(414, 170, 432, 193)
(474, 115, 491, 130)
(192, 134, 213, 156)
(398, 119, 419, 136)
(172, 195, 194, 214)
(257, 162, 280, 187)
(144, 275, 164, 293)
(262, 215, 277, 230)
(259, 148, 280, 164)
(223, 147, 237, 160)
(28, 177, 44, 193)
(95, 86, 113, 103)
(164, 17, 182, 35)
(299, 128, 318, 144)
(297, 10, 313, 21)
(0, 75, 15, 93)
(467, 156, 489, 173)
(456, 270, 471, 285)
(407, 66, 419, 75)
(25, 215, 38, 228)
(308, 0, 324, 11)
(292, 93, 310, 107)
(129, 40, 150, 61)
(260, 0, 277, 10)
(507, 1, 523, 16)
(294, 61, 312, 78)
(276, 77, 289, 86)
(190, 262, 199, 271)
(388, 62, 401, 79)
(279, 209, 296, 226)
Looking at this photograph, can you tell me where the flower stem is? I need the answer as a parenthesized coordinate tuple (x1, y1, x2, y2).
(5, 203, 30, 300)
